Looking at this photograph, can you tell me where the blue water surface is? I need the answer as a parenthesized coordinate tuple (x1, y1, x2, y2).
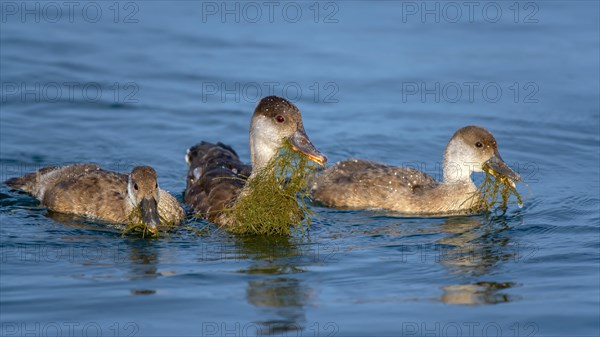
(1, 1, 599, 336)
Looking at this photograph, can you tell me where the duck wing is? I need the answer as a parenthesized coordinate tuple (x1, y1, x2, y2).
(40, 165, 130, 222)
(310, 159, 438, 208)
(6, 163, 130, 222)
(184, 142, 251, 220)
(5, 163, 103, 198)
(157, 189, 186, 224)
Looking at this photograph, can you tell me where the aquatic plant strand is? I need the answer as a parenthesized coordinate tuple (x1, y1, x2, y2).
(122, 206, 178, 238)
(223, 141, 318, 236)
(468, 162, 523, 213)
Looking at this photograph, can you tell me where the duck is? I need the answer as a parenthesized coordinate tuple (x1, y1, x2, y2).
(5, 164, 185, 232)
(309, 125, 520, 215)
(184, 96, 327, 225)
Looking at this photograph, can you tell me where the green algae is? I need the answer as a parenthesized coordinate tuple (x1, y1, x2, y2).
(222, 141, 319, 236)
(470, 162, 523, 213)
(122, 207, 178, 238)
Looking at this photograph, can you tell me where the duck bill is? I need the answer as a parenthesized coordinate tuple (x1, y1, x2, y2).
(485, 152, 521, 181)
(140, 197, 160, 233)
(289, 129, 327, 166)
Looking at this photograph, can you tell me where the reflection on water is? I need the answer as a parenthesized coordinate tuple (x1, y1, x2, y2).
(437, 215, 520, 305)
(235, 236, 312, 334)
(46, 211, 122, 234)
(38, 200, 525, 307)
(125, 241, 160, 296)
(441, 282, 516, 306)
(322, 211, 524, 306)
(130, 289, 157, 296)
(246, 278, 308, 334)
(438, 216, 511, 276)
(43, 212, 163, 295)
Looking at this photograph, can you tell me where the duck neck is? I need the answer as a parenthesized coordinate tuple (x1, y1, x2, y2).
(442, 138, 477, 188)
(249, 116, 280, 179)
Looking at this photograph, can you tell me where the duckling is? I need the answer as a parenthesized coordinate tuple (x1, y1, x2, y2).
(5, 164, 185, 232)
(310, 126, 520, 215)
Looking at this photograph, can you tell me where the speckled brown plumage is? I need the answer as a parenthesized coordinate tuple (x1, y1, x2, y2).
(310, 126, 519, 215)
(184, 142, 251, 221)
(5, 164, 185, 228)
(309, 159, 438, 208)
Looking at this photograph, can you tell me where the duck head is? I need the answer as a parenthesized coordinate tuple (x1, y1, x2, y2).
(443, 126, 520, 184)
(127, 166, 161, 233)
(249, 96, 327, 171)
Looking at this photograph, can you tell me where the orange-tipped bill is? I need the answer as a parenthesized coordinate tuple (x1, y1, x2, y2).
(289, 129, 327, 166)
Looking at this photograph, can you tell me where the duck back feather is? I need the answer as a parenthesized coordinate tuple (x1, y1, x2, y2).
(184, 142, 252, 220)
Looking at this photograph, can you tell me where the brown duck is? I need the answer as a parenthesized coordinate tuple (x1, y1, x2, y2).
(310, 126, 520, 215)
(184, 96, 327, 225)
(5, 164, 185, 232)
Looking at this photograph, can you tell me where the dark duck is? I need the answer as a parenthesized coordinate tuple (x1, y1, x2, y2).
(184, 96, 327, 226)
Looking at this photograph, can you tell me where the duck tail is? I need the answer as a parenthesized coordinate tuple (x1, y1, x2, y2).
(4, 166, 59, 194)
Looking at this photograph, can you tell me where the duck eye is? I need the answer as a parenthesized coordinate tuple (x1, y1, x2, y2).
(475, 141, 483, 148)
(155, 183, 158, 188)
(133, 183, 139, 190)
(275, 115, 285, 123)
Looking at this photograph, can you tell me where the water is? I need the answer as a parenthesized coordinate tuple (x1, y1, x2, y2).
(1, 1, 599, 336)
